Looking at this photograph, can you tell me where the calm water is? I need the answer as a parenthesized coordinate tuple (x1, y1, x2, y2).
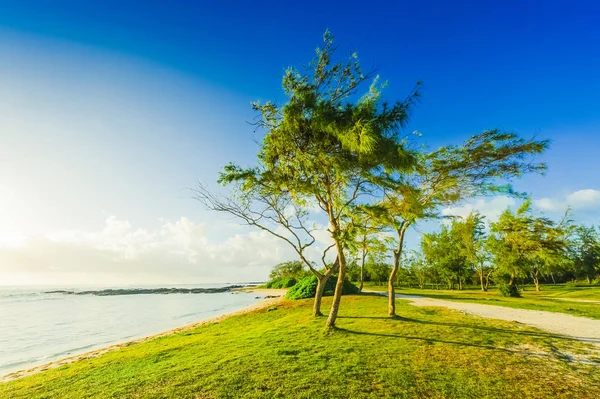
(0, 285, 262, 376)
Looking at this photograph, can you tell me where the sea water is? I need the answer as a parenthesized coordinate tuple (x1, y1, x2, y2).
(0, 285, 262, 376)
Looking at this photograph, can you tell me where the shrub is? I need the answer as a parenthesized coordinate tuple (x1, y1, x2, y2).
(265, 278, 297, 289)
(286, 275, 359, 300)
(269, 261, 308, 281)
(498, 282, 521, 298)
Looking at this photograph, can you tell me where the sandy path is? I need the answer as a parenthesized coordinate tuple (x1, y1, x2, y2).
(366, 291, 600, 346)
(552, 297, 600, 304)
(2, 291, 285, 383)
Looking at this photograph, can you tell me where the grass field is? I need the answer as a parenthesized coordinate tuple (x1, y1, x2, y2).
(2, 295, 599, 399)
(363, 284, 600, 320)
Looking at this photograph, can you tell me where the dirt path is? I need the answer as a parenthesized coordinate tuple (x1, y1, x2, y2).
(366, 291, 600, 346)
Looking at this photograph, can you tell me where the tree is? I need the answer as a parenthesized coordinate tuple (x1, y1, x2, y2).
(404, 251, 431, 289)
(422, 225, 468, 289)
(194, 176, 337, 316)
(269, 260, 308, 281)
(570, 225, 600, 283)
(453, 212, 493, 291)
(348, 210, 390, 292)
(488, 200, 568, 292)
(240, 31, 420, 328)
(378, 131, 549, 316)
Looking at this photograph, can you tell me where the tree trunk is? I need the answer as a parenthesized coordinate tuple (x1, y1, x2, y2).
(313, 275, 328, 316)
(532, 270, 540, 292)
(388, 225, 407, 318)
(325, 240, 346, 328)
(358, 250, 367, 293)
(550, 273, 556, 285)
(485, 271, 491, 291)
(479, 269, 486, 291)
(388, 250, 400, 317)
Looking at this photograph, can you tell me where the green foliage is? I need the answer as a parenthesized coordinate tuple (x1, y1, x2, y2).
(488, 200, 569, 290)
(265, 278, 297, 289)
(570, 225, 600, 283)
(422, 224, 470, 289)
(268, 261, 308, 281)
(286, 275, 359, 300)
(365, 261, 392, 284)
(498, 282, 521, 297)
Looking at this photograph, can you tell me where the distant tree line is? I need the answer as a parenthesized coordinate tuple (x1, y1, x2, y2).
(355, 204, 598, 296)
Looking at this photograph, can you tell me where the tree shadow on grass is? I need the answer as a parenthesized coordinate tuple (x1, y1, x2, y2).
(336, 315, 594, 343)
(333, 327, 584, 361)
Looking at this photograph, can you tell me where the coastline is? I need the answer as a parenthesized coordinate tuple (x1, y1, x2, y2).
(1, 289, 286, 383)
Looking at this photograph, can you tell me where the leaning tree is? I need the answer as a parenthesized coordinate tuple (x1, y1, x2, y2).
(197, 31, 420, 327)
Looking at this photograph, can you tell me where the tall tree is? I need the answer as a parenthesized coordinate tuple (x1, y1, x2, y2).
(199, 31, 419, 327)
(379, 131, 549, 316)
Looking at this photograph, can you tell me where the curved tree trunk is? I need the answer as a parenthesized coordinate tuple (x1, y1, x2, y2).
(388, 224, 407, 317)
(325, 240, 346, 328)
(533, 274, 541, 292)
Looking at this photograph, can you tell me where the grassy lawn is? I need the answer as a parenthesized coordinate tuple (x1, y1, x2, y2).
(2, 295, 599, 399)
(363, 284, 600, 320)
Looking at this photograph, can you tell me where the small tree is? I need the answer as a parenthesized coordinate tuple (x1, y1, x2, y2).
(269, 260, 308, 281)
(453, 212, 493, 291)
(348, 210, 390, 292)
(571, 225, 600, 283)
(422, 225, 468, 289)
(488, 200, 568, 292)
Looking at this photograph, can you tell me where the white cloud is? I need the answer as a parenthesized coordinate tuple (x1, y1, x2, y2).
(534, 189, 600, 212)
(567, 189, 600, 209)
(0, 216, 333, 286)
(442, 196, 517, 223)
(533, 197, 557, 211)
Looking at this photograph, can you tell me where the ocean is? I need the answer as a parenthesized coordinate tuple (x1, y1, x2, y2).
(0, 284, 263, 377)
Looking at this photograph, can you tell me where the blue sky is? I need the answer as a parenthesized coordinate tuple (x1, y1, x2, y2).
(0, 1, 599, 285)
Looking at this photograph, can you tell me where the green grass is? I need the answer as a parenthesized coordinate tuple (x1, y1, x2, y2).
(363, 283, 600, 320)
(2, 295, 599, 399)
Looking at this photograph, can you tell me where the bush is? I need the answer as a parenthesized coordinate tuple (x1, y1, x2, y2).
(265, 278, 297, 289)
(269, 261, 307, 281)
(498, 282, 521, 298)
(286, 275, 359, 300)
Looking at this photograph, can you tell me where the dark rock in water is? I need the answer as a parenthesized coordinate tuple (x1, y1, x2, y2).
(45, 285, 245, 296)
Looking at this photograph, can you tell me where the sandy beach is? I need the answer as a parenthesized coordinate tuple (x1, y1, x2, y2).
(1, 289, 286, 383)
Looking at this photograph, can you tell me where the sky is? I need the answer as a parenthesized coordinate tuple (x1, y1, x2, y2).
(0, 0, 599, 286)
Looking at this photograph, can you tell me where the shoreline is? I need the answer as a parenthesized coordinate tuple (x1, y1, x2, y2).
(1, 289, 286, 383)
